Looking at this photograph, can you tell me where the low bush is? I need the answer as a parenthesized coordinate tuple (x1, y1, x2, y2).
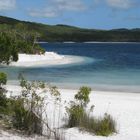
(94, 113, 116, 136)
(10, 78, 46, 135)
(80, 113, 116, 136)
(0, 72, 7, 87)
(66, 86, 92, 128)
(12, 97, 42, 134)
(0, 89, 7, 107)
(66, 86, 116, 136)
(0, 72, 8, 114)
(67, 104, 84, 127)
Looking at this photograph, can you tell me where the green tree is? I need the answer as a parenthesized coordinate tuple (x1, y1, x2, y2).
(0, 72, 7, 87)
(0, 23, 44, 65)
(0, 32, 18, 64)
(75, 86, 91, 107)
(66, 86, 92, 127)
(0, 72, 7, 110)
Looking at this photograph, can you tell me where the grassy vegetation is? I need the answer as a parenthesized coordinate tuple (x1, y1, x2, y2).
(0, 73, 117, 138)
(0, 74, 63, 139)
(0, 15, 140, 42)
(66, 87, 116, 136)
(79, 113, 116, 136)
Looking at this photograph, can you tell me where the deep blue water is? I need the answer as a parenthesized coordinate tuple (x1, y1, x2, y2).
(1, 43, 140, 92)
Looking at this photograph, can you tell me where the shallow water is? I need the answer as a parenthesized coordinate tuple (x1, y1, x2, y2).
(1, 42, 140, 92)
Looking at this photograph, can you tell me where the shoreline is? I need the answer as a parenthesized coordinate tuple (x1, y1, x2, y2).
(7, 80, 140, 94)
(4, 84, 140, 140)
(8, 52, 93, 67)
(5, 83, 140, 95)
(3, 51, 140, 94)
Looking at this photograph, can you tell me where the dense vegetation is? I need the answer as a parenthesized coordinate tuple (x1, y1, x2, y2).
(0, 73, 8, 114)
(0, 72, 7, 87)
(0, 74, 116, 138)
(0, 22, 45, 64)
(0, 15, 140, 42)
(0, 74, 61, 138)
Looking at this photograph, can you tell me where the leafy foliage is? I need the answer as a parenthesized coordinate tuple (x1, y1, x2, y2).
(94, 114, 116, 136)
(66, 86, 116, 136)
(0, 32, 18, 64)
(0, 89, 7, 110)
(0, 72, 8, 114)
(66, 86, 91, 127)
(80, 113, 116, 136)
(0, 23, 45, 64)
(75, 86, 91, 107)
(11, 76, 61, 136)
(12, 97, 43, 134)
(0, 74, 63, 139)
(67, 104, 84, 127)
(11, 78, 47, 134)
(0, 16, 140, 42)
(0, 72, 7, 87)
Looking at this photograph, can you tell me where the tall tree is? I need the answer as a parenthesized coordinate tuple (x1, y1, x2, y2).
(0, 72, 7, 88)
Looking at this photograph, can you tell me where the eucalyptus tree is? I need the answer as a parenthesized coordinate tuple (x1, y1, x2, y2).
(0, 72, 7, 88)
(0, 23, 44, 64)
(0, 32, 18, 64)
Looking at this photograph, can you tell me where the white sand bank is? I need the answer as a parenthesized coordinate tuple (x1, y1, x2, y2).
(2, 85, 140, 140)
(9, 52, 91, 67)
(61, 89, 140, 140)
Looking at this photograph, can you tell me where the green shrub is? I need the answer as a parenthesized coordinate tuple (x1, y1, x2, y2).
(0, 90, 7, 107)
(66, 86, 116, 136)
(75, 86, 91, 107)
(79, 113, 116, 136)
(0, 72, 8, 113)
(0, 72, 7, 87)
(0, 90, 8, 114)
(66, 86, 91, 127)
(0, 24, 45, 65)
(11, 77, 60, 136)
(94, 114, 116, 136)
(12, 97, 42, 134)
(12, 98, 27, 129)
(67, 104, 84, 127)
(10, 78, 46, 135)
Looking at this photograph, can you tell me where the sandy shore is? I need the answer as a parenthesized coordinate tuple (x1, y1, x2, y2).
(9, 52, 91, 67)
(1, 52, 140, 139)
(2, 85, 140, 140)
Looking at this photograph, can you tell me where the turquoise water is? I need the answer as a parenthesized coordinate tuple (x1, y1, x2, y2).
(1, 43, 140, 92)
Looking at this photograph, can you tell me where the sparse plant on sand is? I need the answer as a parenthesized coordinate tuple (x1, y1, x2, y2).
(12, 76, 62, 138)
(66, 86, 116, 136)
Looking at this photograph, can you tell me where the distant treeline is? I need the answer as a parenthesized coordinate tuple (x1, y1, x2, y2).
(0, 15, 140, 42)
(44, 29, 140, 42)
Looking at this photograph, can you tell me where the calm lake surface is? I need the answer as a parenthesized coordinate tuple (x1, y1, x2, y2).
(2, 43, 140, 92)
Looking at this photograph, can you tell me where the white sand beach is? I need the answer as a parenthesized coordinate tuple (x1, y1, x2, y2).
(1, 52, 140, 140)
(9, 52, 90, 67)
(1, 85, 140, 140)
